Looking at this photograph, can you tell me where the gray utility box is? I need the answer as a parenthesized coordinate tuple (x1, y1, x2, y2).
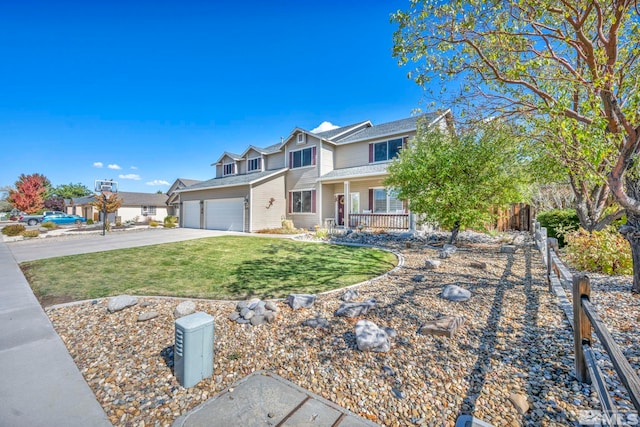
(174, 311, 214, 388)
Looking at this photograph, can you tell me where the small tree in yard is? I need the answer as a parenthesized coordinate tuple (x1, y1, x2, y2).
(90, 193, 123, 220)
(7, 173, 51, 214)
(385, 121, 527, 243)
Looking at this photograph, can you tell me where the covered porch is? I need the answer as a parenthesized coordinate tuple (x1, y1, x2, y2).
(318, 167, 414, 231)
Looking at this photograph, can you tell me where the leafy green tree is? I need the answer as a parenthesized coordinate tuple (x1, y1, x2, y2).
(392, 0, 640, 290)
(53, 182, 92, 199)
(385, 121, 527, 243)
(0, 185, 12, 213)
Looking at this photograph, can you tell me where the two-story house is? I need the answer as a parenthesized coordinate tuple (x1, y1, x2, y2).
(176, 110, 453, 232)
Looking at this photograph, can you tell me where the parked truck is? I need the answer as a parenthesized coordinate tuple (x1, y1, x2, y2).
(18, 211, 65, 226)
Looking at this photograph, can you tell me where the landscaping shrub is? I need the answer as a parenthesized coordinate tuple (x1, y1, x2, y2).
(149, 220, 159, 227)
(2, 224, 26, 236)
(314, 228, 329, 239)
(164, 215, 177, 228)
(40, 222, 58, 230)
(564, 226, 632, 275)
(87, 219, 94, 225)
(537, 209, 580, 246)
(21, 230, 40, 238)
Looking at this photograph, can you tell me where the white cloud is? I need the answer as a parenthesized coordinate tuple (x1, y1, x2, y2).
(119, 174, 141, 180)
(146, 180, 170, 186)
(311, 121, 339, 133)
(130, 166, 138, 170)
(93, 162, 103, 168)
(108, 164, 122, 170)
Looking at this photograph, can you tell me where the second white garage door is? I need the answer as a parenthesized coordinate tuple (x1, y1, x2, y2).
(205, 198, 244, 232)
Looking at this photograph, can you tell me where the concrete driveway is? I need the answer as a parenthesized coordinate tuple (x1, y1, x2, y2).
(7, 228, 239, 262)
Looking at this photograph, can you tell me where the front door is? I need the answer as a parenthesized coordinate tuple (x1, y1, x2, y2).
(337, 194, 345, 226)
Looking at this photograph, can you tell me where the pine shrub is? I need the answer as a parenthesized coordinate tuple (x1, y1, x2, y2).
(21, 230, 40, 238)
(2, 224, 26, 236)
(564, 226, 632, 275)
(40, 222, 58, 229)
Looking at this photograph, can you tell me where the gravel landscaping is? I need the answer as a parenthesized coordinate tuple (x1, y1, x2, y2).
(44, 232, 640, 426)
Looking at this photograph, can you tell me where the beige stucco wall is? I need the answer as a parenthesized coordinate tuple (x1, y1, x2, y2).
(116, 206, 169, 222)
(250, 174, 286, 231)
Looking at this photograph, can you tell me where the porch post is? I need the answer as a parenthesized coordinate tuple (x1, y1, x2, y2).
(343, 181, 350, 229)
(409, 212, 416, 232)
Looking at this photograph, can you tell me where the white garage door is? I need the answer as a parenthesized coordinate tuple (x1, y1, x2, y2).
(205, 198, 244, 232)
(182, 201, 200, 229)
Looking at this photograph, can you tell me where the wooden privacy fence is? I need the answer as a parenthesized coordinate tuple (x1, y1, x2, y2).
(493, 203, 533, 232)
(534, 222, 640, 425)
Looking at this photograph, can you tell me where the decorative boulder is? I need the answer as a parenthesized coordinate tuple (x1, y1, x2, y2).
(441, 285, 471, 302)
(108, 295, 138, 313)
(173, 300, 196, 318)
(302, 317, 330, 329)
(287, 294, 316, 310)
(424, 259, 441, 269)
(412, 274, 426, 282)
(264, 301, 279, 312)
(340, 289, 359, 302)
(355, 320, 391, 352)
(418, 316, 466, 337)
(500, 245, 517, 253)
(137, 311, 159, 322)
(334, 298, 376, 318)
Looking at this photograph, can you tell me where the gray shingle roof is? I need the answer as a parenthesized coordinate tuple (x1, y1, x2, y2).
(179, 168, 288, 192)
(337, 113, 442, 144)
(71, 192, 169, 206)
(314, 121, 370, 140)
(318, 163, 390, 181)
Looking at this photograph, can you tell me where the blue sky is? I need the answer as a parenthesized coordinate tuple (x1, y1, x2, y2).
(0, 0, 430, 194)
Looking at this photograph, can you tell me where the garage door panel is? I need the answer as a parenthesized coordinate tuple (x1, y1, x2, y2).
(205, 198, 244, 232)
(182, 201, 200, 229)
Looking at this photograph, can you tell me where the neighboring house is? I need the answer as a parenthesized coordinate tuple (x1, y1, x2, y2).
(167, 178, 202, 219)
(68, 192, 169, 223)
(176, 111, 453, 232)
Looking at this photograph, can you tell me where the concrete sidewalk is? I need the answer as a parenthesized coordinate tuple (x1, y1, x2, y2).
(0, 241, 112, 427)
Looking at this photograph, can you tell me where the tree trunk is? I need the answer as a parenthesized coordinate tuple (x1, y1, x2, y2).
(620, 176, 640, 293)
(449, 222, 460, 245)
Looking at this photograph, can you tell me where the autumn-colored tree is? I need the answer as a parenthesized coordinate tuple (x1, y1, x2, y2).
(8, 174, 52, 214)
(90, 193, 123, 216)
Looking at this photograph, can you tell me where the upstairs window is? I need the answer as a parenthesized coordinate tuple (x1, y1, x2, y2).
(290, 147, 316, 168)
(247, 157, 262, 172)
(369, 138, 404, 163)
(223, 162, 236, 176)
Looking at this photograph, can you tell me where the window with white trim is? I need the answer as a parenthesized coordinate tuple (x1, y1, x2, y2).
(372, 189, 403, 213)
(369, 138, 403, 163)
(223, 162, 236, 176)
(297, 133, 306, 144)
(141, 206, 157, 215)
(350, 193, 360, 214)
(290, 147, 316, 168)
(289, 190, 316, 213)
(247, 157, 262, 172)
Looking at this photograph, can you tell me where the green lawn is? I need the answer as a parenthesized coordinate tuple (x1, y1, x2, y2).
(21, 236, 397, 301)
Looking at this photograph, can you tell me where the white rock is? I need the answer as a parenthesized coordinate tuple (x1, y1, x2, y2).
(441, 284, 471, 302)
(355, 320, 391, 352)
(173, 300, 196, 318)
(425, 259, 441, 269)
(287, 294, 316, 310)
(108, 295, 138, 313)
